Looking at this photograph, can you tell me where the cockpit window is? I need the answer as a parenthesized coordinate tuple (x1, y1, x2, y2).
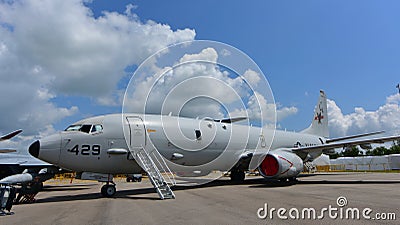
(79, 125, 92, 133)
(91, 124, 103, 133)
(65, 124, 103, 134)
(65, 124, 82, 131)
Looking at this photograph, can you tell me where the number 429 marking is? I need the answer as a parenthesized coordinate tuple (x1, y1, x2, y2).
(68, 144, 100, 155)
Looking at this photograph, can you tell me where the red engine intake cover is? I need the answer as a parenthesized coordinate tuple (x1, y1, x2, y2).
(260, 155, 279, 176)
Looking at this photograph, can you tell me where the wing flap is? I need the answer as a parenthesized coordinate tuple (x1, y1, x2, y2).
(213, 117, 248, 123)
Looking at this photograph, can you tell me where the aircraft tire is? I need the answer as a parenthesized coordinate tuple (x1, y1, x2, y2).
(37, 182, 44, 191)
(101, 185, 107, 196)
(230, 170, 245, 183)
(101, 184, 116, 197)
(105, 185, 116, 197)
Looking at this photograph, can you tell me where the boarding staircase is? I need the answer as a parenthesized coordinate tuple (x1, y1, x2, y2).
(130, 147, 176, 200)
(304, 161, 316, 173)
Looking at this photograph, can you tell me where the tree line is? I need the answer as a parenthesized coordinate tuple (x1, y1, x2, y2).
(329, 141, 400, 159)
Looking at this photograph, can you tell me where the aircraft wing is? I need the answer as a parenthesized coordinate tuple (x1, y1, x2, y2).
(0, 130, 22, 153)
(0, 153, 52, 167)
(293, 134, 400, 154)
(325, 131, 385, 143)
(0, 129, 22, 141)
(0, 149, 17, 153)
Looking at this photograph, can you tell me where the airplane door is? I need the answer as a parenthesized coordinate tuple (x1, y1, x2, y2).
(126, 117, 146, 148)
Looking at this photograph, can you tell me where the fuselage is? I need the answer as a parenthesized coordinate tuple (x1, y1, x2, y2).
(30, 113, 325, 175)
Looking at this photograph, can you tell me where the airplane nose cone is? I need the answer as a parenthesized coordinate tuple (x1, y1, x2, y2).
(32, 133, 61, 165)
(29, 140, 40, 158)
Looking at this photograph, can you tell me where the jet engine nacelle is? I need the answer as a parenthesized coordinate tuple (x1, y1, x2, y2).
(258, 150, 303, 179)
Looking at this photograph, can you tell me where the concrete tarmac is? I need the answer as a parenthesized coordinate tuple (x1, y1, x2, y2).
(1, 172, 399, 225)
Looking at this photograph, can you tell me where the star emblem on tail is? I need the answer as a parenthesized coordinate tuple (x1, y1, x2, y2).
(314, 102, 324, 124)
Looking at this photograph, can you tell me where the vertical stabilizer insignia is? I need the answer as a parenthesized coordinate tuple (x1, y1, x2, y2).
(301, 90, 329, 138)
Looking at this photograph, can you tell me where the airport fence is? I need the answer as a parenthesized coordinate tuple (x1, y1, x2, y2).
(315, 164, 398, 172)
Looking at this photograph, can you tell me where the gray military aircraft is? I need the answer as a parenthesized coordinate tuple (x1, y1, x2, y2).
(0, 130, 58, 204)
(29, 91, 400, 199)
(0, 130, 51, 182)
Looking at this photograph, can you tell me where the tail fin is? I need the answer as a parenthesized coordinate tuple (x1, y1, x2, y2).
(301, 90, 329, 138)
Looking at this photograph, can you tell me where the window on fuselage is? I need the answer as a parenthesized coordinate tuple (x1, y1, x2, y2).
(195, 130, 202, 140)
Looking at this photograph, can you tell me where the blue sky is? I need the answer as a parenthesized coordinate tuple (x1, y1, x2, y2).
(87, 0, 400, 130)
(0, 0, 399, 147)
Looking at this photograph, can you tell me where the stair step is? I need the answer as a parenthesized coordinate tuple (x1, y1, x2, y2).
(130, 148, 175, 200)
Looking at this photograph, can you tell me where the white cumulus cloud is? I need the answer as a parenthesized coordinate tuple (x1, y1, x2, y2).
(124, 46, 285, 126)
(328, 94, 400, 137)
(0, 0, 195, 148)
(125, 47, 244, 116)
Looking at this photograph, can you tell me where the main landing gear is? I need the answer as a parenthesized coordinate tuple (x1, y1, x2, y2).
(230, 170, 245, 183)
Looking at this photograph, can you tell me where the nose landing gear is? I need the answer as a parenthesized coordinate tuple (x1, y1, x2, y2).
(101, 182, 116, 198)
